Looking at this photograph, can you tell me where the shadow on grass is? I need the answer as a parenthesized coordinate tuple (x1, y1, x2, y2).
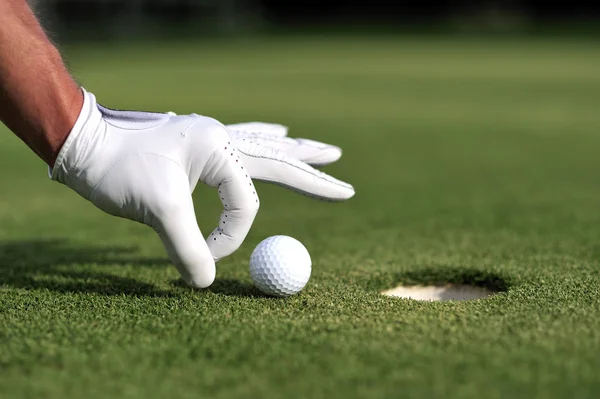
(0, 238, 175, 297)
(0, 239, 265, 298)
(207, 279, 266, 298)
(170, 278, 266, 298)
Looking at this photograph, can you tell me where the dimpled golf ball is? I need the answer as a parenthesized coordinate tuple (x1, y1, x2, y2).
(249, 235, 312, 297)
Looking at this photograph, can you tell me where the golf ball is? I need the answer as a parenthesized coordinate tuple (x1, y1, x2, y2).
(249, 235, 312, 297)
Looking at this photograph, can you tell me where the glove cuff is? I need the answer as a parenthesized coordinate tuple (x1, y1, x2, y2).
(49, 87, 100, 185)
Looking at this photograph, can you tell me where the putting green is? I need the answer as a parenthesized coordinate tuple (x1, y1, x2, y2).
(1, 36, 600, 399)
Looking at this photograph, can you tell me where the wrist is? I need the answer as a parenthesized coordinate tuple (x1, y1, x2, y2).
(47, 85, 84, 167)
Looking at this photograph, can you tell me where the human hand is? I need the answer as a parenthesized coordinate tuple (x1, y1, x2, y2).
(51, 90, 353, 288)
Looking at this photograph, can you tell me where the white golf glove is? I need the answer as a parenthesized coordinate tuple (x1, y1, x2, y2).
(226, 122, 342, 167)
(50, 89, 354, 288)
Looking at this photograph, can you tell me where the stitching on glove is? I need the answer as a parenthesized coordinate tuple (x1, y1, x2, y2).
(249, 177, 342, 202)
(239, 151, 352, 189)
(179, 115, 202, 137)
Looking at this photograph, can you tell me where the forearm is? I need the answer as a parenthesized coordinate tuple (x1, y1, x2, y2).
(0, 0, 83, 166)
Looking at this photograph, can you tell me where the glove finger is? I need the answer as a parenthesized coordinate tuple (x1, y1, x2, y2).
(152, 168, 216, 288)
(205, 145, 260, 261)
(236, 140, 355, 201)
(225, 122, 288, 137)
(229, 130, 342, 166)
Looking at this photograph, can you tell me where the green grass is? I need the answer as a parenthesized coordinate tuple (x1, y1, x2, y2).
(2, 36, 600, 398)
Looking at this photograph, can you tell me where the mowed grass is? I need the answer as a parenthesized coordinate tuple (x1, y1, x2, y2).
(1, 36, 600, 398)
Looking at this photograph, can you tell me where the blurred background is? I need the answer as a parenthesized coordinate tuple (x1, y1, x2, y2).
(30, 0, 600, 41)
(5, 0, 598, 242)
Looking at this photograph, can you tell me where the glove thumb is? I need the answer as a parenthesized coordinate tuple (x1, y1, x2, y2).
(150, 165, 216, 289)
(91, 155, 216, 289)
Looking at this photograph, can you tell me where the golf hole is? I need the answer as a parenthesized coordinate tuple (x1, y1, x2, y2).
(381, 284, 498, 301)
